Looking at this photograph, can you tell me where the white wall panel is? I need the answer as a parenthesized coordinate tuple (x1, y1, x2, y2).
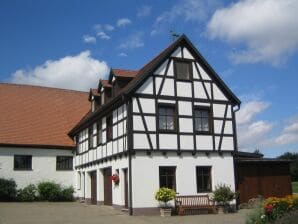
(194, 102, 211, 107)
(224, 121, 233, 134)
(134, 133, 150, 149)
(107, 142, 112, 156)
(227, 105, 232, 118)
(133, 115, 145, 131)
(139, 98, 155, 113)
(132, 98, 139, 113)
(161, 78, 175, 96)
(155, 77, 162, 94)
(150, 134, 156, 149)
(214, 120, 223, 134)
(196, 135, 213, 150)
(154, 59, 168, 75)
(177, 82, 192, 97)
(167, 60, 174, 76)
(178, 101, 192, 116)
(183, 47, 194, 59)
(197, 63, 211, 80)
(194, 81, 208, 99)
(180, 135, 194, 150)
(192, 62, 200, 79)
(171, 47, 182, 58)
(179, 118, 193, 132)
(213, 83, 228, 101)
(136, 77, 154, 94)
(221, 137, 234, 150)
(158, 99, 175, 104)
(159, 134, 177, 149)
(145, 116, 156, 131)
(213, 104, 226, 118)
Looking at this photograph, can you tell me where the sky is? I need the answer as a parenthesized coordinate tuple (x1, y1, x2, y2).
(0, 0, 298, 157)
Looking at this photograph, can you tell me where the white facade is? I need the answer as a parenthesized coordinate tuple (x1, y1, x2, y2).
(0, 147, 74, 189)
(72, 37, 240, 215)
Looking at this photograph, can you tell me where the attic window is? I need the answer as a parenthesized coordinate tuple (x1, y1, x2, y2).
(174, 59, 192, 80)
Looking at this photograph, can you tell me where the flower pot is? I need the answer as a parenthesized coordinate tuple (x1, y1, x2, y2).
(160, 208, 172, 217)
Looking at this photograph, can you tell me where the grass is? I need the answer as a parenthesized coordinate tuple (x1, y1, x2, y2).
(292, 182, 298, 193)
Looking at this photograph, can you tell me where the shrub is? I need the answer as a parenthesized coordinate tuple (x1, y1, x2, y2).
(0, 178, 17, 201)
(212, 184, 237, 206)
(155, 188, 176, 207)
(17, 184, 37, 202)
(37, 181, 62, 201)
(60, 186, 74, 201)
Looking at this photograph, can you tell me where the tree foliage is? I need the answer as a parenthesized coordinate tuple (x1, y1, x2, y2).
(277, 152, 298, 181)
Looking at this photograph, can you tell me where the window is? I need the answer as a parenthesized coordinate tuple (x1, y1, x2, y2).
(174, 60, 192, 80)
(106, 115, 113, 142)
(159, 167, 176, 190)
(196, 166, 212, 192)
(56, 156, 73, 170)
(194, 108, 211, 132)
(97, 120, 102, 145)
(158, 105, 176, 131)
(14, 155, 32, 170)
(88, 126, 93, 149)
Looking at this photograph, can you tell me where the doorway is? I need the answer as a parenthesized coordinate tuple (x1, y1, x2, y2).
(103, 167, 112, 205)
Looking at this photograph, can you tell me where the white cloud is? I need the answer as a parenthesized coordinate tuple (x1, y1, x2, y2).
(207, 0, 298, 65)
(97, 31, 111, 40)
(119, 31, 144, 49)
(82, 35, 96, 44)
(137, 5, 152, 18)
(237, 101, 269, 125)
(236, 100, 273, 151)
(93, 24, 102, 33)
(118, 52, 127, 57)
(152, 0, 222, 35)
(238, 120, 273, 150)
(275, 118, 298, 145)
(117, 18, 132, 27)
(11, 51, 109, 91)
(104, 24, 114, 31)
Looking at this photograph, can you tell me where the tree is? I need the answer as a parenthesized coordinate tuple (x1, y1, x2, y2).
(277, 152, 298, 181)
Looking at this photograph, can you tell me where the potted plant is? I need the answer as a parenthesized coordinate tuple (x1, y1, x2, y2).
(155, 187, 176, 217)
(212, 184, 237, 214)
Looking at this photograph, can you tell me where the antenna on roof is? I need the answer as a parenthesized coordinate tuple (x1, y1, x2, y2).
(170, 30, 180, 41)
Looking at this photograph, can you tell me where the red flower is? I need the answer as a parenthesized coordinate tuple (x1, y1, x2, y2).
(110, 174, 119, 184)
(265, 204, 273, 214)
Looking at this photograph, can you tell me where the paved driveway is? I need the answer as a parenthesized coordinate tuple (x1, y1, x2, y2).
(0, 202, 248, 224)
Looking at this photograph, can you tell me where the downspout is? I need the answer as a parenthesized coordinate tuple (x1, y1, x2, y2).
(126, 96, 133, 215)
(232, 104, 240, 209)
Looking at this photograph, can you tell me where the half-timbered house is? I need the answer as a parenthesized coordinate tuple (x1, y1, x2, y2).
(69, 35, 241, 215)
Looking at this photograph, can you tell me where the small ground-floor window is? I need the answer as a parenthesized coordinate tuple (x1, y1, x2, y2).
(56, 156, 73, 170)
(159, 166, 176, 190)
(196, 166, 212, 193)
(14, 155, 32, 170)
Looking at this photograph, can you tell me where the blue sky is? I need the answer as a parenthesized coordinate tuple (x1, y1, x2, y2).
(1, 0, 298, 157)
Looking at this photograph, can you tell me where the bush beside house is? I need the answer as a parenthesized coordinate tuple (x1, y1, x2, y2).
(0, 178, 74, 202)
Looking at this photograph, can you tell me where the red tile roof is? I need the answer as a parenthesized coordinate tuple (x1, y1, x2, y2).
(112, 69, 139, 78)
(0, 83, 89, 149)
(100, 80, 112, 88)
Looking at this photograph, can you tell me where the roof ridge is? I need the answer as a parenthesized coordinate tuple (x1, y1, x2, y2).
(0, 82, 89, 93)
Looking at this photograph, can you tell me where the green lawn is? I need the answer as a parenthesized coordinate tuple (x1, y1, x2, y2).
(292, 182, 298, 193)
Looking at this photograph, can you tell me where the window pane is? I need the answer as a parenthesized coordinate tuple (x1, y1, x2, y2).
(158, 105, 176, 131)
(159, 167, 176, 190)
(176, 61, 190, 80)
(196, 167, 211, 192)
(56, 156, 73, 170)
(14, 155, 32, 170)
(195, 109, 210, 132)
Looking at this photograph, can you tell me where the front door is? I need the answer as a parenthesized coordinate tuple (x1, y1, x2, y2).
(90, 171, 97, 205)
(103, 167, 112, 205)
